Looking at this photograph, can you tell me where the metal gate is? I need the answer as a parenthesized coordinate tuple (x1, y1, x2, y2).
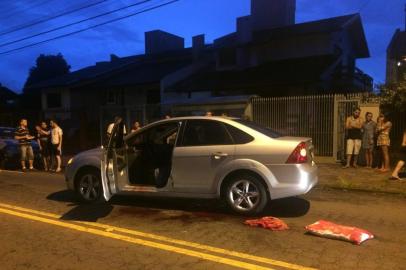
(251, 95, 335, 156)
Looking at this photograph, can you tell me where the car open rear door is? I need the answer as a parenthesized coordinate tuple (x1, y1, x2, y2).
(101, 118, 129, 201)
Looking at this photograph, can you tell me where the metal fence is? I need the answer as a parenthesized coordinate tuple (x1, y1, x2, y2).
(251, 95, 336, 156)
(250, 93, 383, 159)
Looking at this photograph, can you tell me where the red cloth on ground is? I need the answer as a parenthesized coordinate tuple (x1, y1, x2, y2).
(244, 216, 289, 231)
(305, 220, 374, 245)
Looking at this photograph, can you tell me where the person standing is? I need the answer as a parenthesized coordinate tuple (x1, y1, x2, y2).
(376, 113, 392, 172)
(130, 121, 142, 133)
(343, 108, 363, 168)
(36, 121, 51, 171)
(389, 128, 406, 180)
(361, 112, 376, 168)
(106, 116, 126, 143)
(14, 119, 35, 171)
(50, 120, 63, 172)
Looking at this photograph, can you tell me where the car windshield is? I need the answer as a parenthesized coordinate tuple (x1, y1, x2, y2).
(0, 128, 15, 139)
(235, 120, 282, 138)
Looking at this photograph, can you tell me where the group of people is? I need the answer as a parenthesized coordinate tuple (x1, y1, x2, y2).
(345, 107, 406, 179)
(14, 118, 63, 172)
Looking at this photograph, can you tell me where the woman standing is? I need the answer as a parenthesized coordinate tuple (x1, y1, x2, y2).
(376, 113, 392, 172)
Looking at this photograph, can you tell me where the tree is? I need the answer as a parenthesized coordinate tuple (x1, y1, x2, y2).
(23, 53, 71, 91)
(378, 76, 406, 113)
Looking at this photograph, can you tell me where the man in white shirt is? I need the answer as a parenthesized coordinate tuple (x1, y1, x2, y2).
(50, 120, 63, 172)
(106, 116, 126, 145)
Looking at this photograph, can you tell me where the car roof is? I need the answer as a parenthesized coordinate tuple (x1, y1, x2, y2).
(150, 116, 238, 124)
(142, 116, 240, 129)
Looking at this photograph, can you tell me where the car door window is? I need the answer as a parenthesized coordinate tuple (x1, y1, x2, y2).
(181, 120, 233, 146)
(224, 124, 254, 144)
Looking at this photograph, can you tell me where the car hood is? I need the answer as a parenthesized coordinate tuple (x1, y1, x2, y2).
(75, 147, 103, 159)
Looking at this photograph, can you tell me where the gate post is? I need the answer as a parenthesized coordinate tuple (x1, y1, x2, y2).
(333, 95, 339, 161)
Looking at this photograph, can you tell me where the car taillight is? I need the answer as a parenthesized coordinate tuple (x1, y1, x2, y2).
(286, 142, 308, 164)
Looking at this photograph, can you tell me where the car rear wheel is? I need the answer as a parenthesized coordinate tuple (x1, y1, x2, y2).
(224, 174, 268, 215)
(75, 168, 104, 203)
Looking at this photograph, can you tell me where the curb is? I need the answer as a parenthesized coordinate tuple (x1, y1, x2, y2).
(316, 183, 406, 197)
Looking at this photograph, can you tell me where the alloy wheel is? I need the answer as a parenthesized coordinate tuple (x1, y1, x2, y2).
(228, 179, 260, 212)
(79, 174, 101, 202)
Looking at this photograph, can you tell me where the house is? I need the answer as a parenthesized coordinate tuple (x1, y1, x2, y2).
(26, 0, 372, 150)
(0, 83, 18, 112)
(165, 1, 372, 98)
(386, 6, 406, 84)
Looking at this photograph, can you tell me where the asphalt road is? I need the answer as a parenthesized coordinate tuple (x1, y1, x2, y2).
(0, 170, 405, 270)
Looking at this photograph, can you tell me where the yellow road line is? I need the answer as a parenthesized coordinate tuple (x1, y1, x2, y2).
(0, 207, 275, 270)
(0, 203, 317, 270)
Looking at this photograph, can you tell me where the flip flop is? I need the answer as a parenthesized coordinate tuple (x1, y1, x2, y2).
(389, 176, 401, 180)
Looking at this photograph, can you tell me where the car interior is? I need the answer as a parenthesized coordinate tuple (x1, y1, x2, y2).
(125, 122, 179, 188)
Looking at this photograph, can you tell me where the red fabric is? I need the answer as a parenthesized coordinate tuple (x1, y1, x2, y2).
(305, 220, 374, 245)
(244, 216, 289, 231)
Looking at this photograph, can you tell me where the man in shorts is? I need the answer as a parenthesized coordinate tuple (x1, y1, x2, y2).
(14, 119, 35, 171)
(50, 120, 63, 172)
(344, 108, 363, 168)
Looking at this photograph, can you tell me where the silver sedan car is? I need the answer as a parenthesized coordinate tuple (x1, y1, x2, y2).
(65, 117, 318, 215)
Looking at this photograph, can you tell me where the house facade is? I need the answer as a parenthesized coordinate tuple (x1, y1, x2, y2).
(28, 0, 372, 140)
(386, 7, 406, 84)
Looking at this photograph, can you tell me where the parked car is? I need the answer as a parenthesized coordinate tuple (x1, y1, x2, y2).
(0, 127, 41, 169)
(65, 117, 318, 215)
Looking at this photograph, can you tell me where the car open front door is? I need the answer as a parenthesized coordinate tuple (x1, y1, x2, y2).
(101, 118, 129, 201)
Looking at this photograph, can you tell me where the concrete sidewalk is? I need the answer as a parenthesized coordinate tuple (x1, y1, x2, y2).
(317, 163, 406, 196)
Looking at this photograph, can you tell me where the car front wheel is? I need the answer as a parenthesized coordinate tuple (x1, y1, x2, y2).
(224, 174, 268, 215)
(75, 168, 104, 203)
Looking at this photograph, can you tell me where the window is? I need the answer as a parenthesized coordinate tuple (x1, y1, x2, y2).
(127, 122, 179, 147)
(47, 93, 62, 108)
(181, 120, 233, 146)
(235, 120, 282, 138)
(147, 123, 179, 145)
(224, 124, 254, 144)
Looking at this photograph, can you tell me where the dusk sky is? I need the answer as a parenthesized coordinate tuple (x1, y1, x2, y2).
(0, 0, 404, 93)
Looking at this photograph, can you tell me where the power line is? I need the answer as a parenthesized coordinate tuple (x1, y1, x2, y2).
(0, 0, 111, 37)
(0, 0, 181, 56)
(0, 0, 154, 48)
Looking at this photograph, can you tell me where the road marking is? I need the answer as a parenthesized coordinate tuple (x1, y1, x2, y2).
(0, 207, 276, 270)
(0, 203, 317, 270)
